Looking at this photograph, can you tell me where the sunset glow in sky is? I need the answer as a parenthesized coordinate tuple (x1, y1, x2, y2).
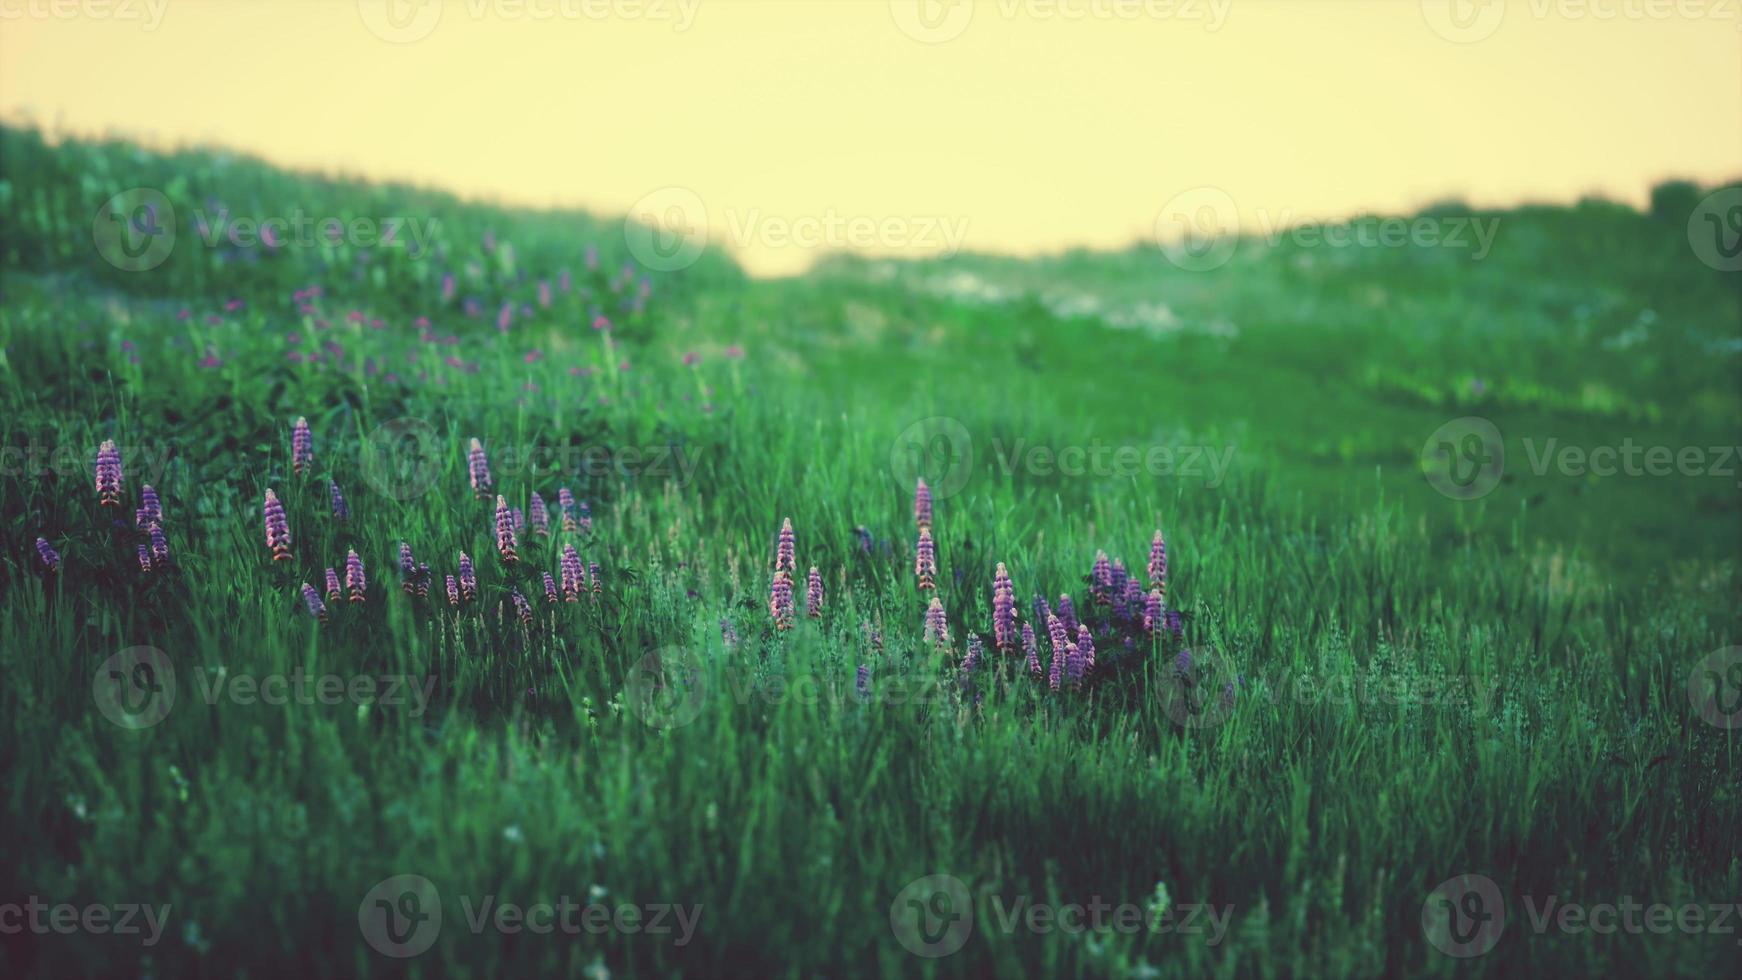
(2, 0, 1738, 276)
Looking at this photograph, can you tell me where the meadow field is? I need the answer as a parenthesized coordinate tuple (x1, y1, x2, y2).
(1, 125, 1739, 977)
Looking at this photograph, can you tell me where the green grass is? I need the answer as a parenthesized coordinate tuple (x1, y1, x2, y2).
(2, 126, 1739, 978)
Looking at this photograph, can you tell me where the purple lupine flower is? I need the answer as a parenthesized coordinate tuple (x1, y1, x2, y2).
(1056, 594, 1078, 636)
(775, 518, 795, 573)
(322, 480, 346, 521)
(1022, 621, 1040, 676)
(325, 567, 342, 602)
(722, 618, 740, 649)
(1110, 559, 1128, 611)
(1092, 550, 1113, 605)
(543, 572, 560, 604)
(495, 495, 519, 563)
(416, 563, 430, 598)
(346, 549, 366, 602)
(915, 527, 936, 591)
(148, 522, 169, 566)
(458, 553, 477, 601)
(1076, 623, 1096, 673)
(962, 634, 982, 673)
(292, 416, 313, 474)
(537, 280, 552, 308)
(924, 597, 949, 653)
(1164, 609, 1183, 637)
(95, 440, 123, 507)
(587, 561, 601, 596)
(139, 485, 163, 526)
(1174, 647, 1193, 677)
(135, 544, 151, 572)
(496, 301, 514, 333)
(1065, 642, 1082, 685)
(529, 494, 550, 537)
(1033, 594, 1051, 629)
(855, 664, 872, 701)
(992, 562, 1015, 651)
(446, 574, 460, 607)
(769, 571, 794, 629)
(577, 500, 593, 533)
(264, 489, 293, 561)
(561, 545, 583, 601)
(1148, 529, 1167, 595)
(558, 487, 578, 531)
(557, 543, 578, 598)
(914, 478, 932, 529)
(1144, 588, 1164, 634)
(511, 588, 533, 624)
(399, 542, 417, 594)
(467, 438, 493, 498)
(301, 583, 327, 622)
(1046, 613, 1069, 691)
(1121, 578, 1144, 622)
(35, 537, 60, 572)
(806, 566, 824, 618)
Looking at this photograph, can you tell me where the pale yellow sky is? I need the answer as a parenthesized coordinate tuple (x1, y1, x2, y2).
(1, 0, 1738, 276)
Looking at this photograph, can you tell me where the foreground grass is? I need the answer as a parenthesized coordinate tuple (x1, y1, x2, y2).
(1, 127, 1739, 977)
